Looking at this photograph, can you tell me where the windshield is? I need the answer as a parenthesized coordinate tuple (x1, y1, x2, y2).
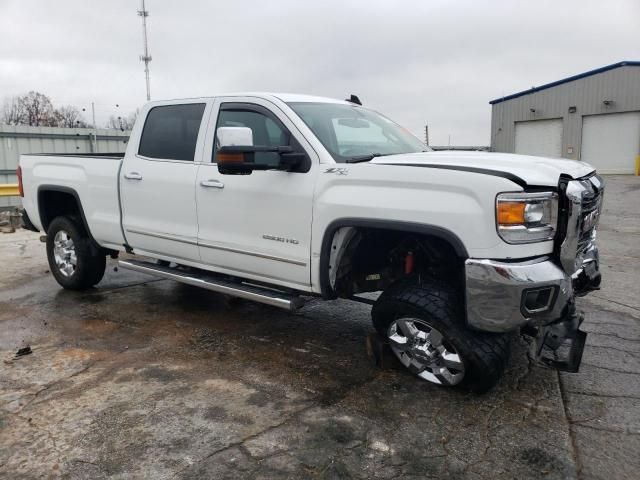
(288, 102, 429, 163)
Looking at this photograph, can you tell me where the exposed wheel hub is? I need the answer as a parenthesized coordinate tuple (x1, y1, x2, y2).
(387, 317, 465, 386)
(53, 230, 77, 277)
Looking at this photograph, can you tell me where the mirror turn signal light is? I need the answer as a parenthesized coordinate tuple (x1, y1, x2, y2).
(217, 152, 244, 164)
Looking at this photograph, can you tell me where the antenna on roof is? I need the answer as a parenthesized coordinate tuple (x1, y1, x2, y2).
(346, 94, 362, 106)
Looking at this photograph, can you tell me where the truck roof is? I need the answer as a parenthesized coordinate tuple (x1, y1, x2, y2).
(272, 93, 350, 104)
(145, 93, 351, 106)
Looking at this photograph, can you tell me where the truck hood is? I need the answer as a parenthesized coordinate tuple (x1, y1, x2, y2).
(371, 151, 595, 188)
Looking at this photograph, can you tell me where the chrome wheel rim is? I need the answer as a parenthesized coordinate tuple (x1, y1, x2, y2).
(53, 230, 77, 277)
(387, 317, 465, 386)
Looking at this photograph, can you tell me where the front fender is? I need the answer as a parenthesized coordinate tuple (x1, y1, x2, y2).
(310, 164, 554, 292)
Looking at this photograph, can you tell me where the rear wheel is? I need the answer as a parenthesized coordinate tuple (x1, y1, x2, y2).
(372, 283, 510, 393)
(46, 216, 106, 290)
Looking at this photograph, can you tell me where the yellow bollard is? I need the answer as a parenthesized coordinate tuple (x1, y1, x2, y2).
(636, 155, 640, 176)
(0, 184, 20, 197)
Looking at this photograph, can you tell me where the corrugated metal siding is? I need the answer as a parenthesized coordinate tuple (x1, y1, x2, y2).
(490, 65, 640, 167)
(0, 125, 129, 207)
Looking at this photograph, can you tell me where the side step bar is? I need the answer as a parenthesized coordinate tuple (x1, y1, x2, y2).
(118, 259, 305, 311)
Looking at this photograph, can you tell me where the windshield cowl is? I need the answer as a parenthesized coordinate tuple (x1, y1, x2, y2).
(345, 153, 387, 163)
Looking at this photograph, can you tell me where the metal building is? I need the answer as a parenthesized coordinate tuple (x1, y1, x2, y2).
(0, 125, 129, 207)
(490, 61, 640, 174)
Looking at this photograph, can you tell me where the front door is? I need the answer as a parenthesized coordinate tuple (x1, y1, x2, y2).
(195, 98, 317, 291)
(120, 102, 207, 262)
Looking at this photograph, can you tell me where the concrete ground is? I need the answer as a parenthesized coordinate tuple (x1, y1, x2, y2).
(1, 175, 638, 480)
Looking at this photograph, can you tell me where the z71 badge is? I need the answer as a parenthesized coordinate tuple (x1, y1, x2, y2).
(324, 167, 349, 175)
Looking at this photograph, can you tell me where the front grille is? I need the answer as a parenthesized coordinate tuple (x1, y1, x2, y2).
(577, 180, 603, 254)
(558, 174, 604, 275)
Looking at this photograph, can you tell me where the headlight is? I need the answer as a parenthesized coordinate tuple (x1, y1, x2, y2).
(496, 192, 558, 244)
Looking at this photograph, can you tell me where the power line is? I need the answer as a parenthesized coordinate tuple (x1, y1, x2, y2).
(138, 0, 152, 101)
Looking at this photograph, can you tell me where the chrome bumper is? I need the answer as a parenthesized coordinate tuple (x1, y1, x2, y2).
(465, 245, 601, 332)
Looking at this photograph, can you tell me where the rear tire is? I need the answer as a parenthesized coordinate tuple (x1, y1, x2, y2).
(372, 282, 510, 393)
(46, 216, 106, 290)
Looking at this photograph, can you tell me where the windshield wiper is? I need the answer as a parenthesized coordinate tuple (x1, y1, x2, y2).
(345, 153, 388, 164)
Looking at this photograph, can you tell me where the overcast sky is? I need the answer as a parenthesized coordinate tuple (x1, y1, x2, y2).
(1, 0, 638, 145)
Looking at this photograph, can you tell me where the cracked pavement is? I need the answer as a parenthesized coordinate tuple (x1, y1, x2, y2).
(1, 175, 638, 479)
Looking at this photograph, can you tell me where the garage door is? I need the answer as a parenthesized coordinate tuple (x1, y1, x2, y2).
(581, 112, 640, 174)
(515, 119, 563, 158)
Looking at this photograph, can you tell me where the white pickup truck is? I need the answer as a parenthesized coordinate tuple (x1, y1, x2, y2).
(18, 93, 604, 392)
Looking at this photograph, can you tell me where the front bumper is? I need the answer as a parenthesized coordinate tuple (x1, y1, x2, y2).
(465, 246, 600, 333)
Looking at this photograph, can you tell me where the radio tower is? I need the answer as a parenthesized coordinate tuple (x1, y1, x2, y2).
(138, 0, 152, 101)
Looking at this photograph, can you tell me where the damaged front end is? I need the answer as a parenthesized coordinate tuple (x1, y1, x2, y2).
(530, 173, 604, 372)
(530, 304, 587, 372)
(466, 173, 604, 373)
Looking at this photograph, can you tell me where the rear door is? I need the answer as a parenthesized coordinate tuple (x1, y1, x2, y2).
(195, 97, 318, 291)
(120, 101, 208, 261)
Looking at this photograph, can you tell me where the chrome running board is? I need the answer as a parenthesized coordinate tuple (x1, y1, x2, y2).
(118, 259, 305, 311)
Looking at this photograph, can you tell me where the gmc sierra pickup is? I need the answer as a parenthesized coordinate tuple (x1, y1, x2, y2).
(18, 93, 603, 392)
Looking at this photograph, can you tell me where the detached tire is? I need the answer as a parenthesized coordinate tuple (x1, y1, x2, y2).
(372, 283, 510, 393)
(46, 216, 106, 290)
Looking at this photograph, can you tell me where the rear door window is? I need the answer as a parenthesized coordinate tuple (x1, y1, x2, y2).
(138, 103, 205, 161)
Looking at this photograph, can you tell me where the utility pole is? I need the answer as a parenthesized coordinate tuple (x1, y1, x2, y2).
(91, 102, 98, 153)
(424, 124, 430, 146)
(138, 0, 152, 101)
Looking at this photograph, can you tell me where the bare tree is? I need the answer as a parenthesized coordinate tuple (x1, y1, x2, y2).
(51, 105, 87, 128)
(106, 110, 137, 131)
(1, 91, 56, 126)
(20, 91, 55, 126)
(2, 93, 89, 128)
(1, 92, 101, 129)
(2, 96, 26, 125)
(106, 115, 120, 130)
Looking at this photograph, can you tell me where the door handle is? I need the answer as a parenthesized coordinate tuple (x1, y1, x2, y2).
(200, 179, 224, 189)
(124, 172, 143, 180)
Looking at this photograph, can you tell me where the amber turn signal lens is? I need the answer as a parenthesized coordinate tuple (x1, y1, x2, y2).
(217, 152, 244, 163)
(497, 202, 525, 224)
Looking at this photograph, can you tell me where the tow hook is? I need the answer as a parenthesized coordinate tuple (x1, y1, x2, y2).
(529, 308, 587, 373)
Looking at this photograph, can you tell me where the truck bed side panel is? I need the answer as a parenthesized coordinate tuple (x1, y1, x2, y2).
(20, 154, 125, 249)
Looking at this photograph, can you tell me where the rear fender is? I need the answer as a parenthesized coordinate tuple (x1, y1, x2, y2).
(37, 185, 103, 254)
